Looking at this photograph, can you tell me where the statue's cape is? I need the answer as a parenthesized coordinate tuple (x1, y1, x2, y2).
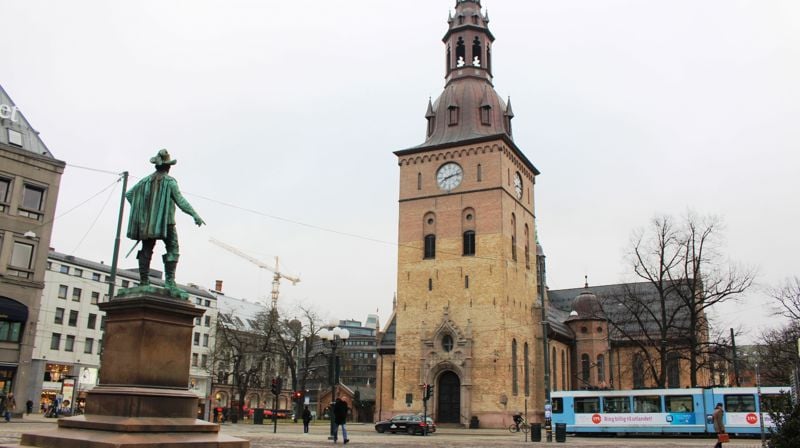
(125, 173, 176, 240)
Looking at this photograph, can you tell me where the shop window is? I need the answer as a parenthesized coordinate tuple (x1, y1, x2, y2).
(54, 308, 64, 325)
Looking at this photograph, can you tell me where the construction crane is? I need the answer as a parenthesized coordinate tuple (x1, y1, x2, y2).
(209, 237, 300, 308)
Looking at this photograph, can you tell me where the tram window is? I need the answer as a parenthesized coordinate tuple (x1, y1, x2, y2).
(665, 395, 693, 413)
(725, 394, 756, 412)
(574, 397, 600, 413)
(552, 397, 563, 414)
(762, 394, 791, 413)
(634, 396, 661, 413)
(603, 397, 631, 413)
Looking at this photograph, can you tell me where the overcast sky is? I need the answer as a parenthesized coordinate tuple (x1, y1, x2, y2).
(2, 0, 798, 343)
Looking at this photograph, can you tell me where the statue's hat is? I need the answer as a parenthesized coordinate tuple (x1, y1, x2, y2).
(150, 149, 177, 166)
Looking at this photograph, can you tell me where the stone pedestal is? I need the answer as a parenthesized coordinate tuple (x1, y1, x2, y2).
(16, 293, 249, 448)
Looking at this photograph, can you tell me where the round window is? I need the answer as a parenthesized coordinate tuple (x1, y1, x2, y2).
(466, 214, 473, 221)
(580, 326, 588, 334)
(442, 334, 454, 352)
(427, 218, 435, 225)
(597, 326, 603, 333)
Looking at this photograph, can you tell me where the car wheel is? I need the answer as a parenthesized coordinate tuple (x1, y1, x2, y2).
(407, 426, 416, 435)
(376, 427, 385, 433)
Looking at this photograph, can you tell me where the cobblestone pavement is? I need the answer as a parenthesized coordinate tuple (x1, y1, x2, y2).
(0, 415, 769, 448)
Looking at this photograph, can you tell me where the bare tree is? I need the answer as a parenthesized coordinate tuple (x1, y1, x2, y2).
(670, 213, 755, 386)
(757, 322, 800, 386)
(611, 214, 754, 388)
(770, 277, 800, 321)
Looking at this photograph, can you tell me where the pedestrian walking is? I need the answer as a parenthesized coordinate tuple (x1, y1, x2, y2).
(333, 398, 349, 444)
(713, 402, 727, 447)
(302, 405, 312, 434)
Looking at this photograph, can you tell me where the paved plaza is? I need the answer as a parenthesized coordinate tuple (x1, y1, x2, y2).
(0, 415, 770, 448)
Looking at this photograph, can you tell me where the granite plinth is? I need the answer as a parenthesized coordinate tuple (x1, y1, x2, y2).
(17, 292, 249, 447)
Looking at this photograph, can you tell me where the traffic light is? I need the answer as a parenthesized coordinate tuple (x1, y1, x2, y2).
(293, 390, 303, 400)
(426, 384, 434, 400)
(271, 377, 282, 396)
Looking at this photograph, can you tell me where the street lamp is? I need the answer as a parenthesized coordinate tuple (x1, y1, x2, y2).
(319, 325, 350, 440)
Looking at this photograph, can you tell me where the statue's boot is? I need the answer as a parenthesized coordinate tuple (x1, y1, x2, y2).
(137, 250, 151, 286)
(164, 255, 178, 289)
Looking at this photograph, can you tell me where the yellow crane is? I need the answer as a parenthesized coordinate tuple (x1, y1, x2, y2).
(209, 237, 300, 308)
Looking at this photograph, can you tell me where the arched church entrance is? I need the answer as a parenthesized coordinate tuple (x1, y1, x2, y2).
(437, 370, 460, 424)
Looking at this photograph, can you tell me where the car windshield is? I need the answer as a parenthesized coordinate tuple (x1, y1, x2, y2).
(392, 415, 410, 422)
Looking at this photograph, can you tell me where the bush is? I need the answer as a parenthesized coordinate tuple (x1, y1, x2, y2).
(769, 394, 800, 448)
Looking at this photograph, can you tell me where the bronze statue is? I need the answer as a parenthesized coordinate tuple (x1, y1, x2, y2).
(124, 149, 204, 297)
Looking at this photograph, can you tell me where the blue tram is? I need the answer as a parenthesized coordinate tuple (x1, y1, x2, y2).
(550, 387, 790, 436)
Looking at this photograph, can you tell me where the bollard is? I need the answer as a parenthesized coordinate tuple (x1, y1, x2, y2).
(530, 423, 542, 442)
(555, 422, 566, 443)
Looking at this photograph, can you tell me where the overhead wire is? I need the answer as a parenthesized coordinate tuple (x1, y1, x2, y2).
(71, 181, 118, 254)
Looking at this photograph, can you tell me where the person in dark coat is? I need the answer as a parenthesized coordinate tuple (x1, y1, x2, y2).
(333, 398, 349, 444)
(712, 403, 726, 448)
(302, 405, 312, 434)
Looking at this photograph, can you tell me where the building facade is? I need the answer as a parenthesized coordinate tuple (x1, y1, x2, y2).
(0, 85, 65, 401)
(376, 0, 545, 428)
(34, 251, 216, 415)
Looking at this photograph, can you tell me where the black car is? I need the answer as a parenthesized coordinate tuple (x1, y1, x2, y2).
(375, 414, 436, 435)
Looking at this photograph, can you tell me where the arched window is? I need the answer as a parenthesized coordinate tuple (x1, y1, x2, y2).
(480, 105, 491, 125)
(446, 45, 451, 72)
(448, 106, 459, 126)
(633, 354, 645, 389)
(667, 352, 680, 389)
(597, 354, 605, 385)
(524, 224, 530, 269)
(472, 36, 482, 66)
(512, 339, 518, 395)
(511, 213, 517, 262)
(581, 353, 590, 386)
(455, 37, 466, 65)
(524, 342, 530, 396)
(552, 346, 558, 391)
(424, 235, 436, 259)
(463, 231, 476, 256)
(561, 350, 567, 391)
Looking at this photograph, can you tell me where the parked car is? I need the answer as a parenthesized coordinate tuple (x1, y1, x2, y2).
(375, 414, 436, 435)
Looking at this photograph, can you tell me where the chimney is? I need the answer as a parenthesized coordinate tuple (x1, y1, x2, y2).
(215, 280, 223, 293)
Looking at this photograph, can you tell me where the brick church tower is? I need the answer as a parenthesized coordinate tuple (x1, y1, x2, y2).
(376, 0, 544, 428)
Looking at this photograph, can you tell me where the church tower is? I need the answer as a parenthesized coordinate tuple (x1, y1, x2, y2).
(376, 0, 544, 428)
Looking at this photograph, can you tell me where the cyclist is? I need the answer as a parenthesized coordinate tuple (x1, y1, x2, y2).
(513, 412, 524, 432)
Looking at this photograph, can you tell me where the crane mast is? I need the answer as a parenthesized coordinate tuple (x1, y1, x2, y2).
(209, 238, 300, 308)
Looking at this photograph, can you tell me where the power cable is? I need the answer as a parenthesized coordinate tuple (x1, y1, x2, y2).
(71, 182, 118, 254)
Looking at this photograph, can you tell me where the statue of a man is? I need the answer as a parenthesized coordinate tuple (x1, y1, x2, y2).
(126, 149, 205, 291)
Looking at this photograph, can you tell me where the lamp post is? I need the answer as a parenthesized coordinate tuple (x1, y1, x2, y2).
(319, 325, 350, 440)
(755, 361, 766, 448)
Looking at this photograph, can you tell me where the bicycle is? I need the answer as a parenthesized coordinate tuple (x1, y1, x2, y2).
(508, 418, 530, 433)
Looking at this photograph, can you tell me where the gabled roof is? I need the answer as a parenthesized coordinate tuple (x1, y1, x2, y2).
(0, 84, 56, 159)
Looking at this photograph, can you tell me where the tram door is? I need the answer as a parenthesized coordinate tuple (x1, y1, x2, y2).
(437, 371, 460, 424)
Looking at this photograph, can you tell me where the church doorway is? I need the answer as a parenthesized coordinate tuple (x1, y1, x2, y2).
(436, 371, 460, 424)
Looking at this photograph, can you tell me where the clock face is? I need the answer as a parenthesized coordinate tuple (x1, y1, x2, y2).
(514, 172, 523, 199)
(436, 162, 463, 192)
